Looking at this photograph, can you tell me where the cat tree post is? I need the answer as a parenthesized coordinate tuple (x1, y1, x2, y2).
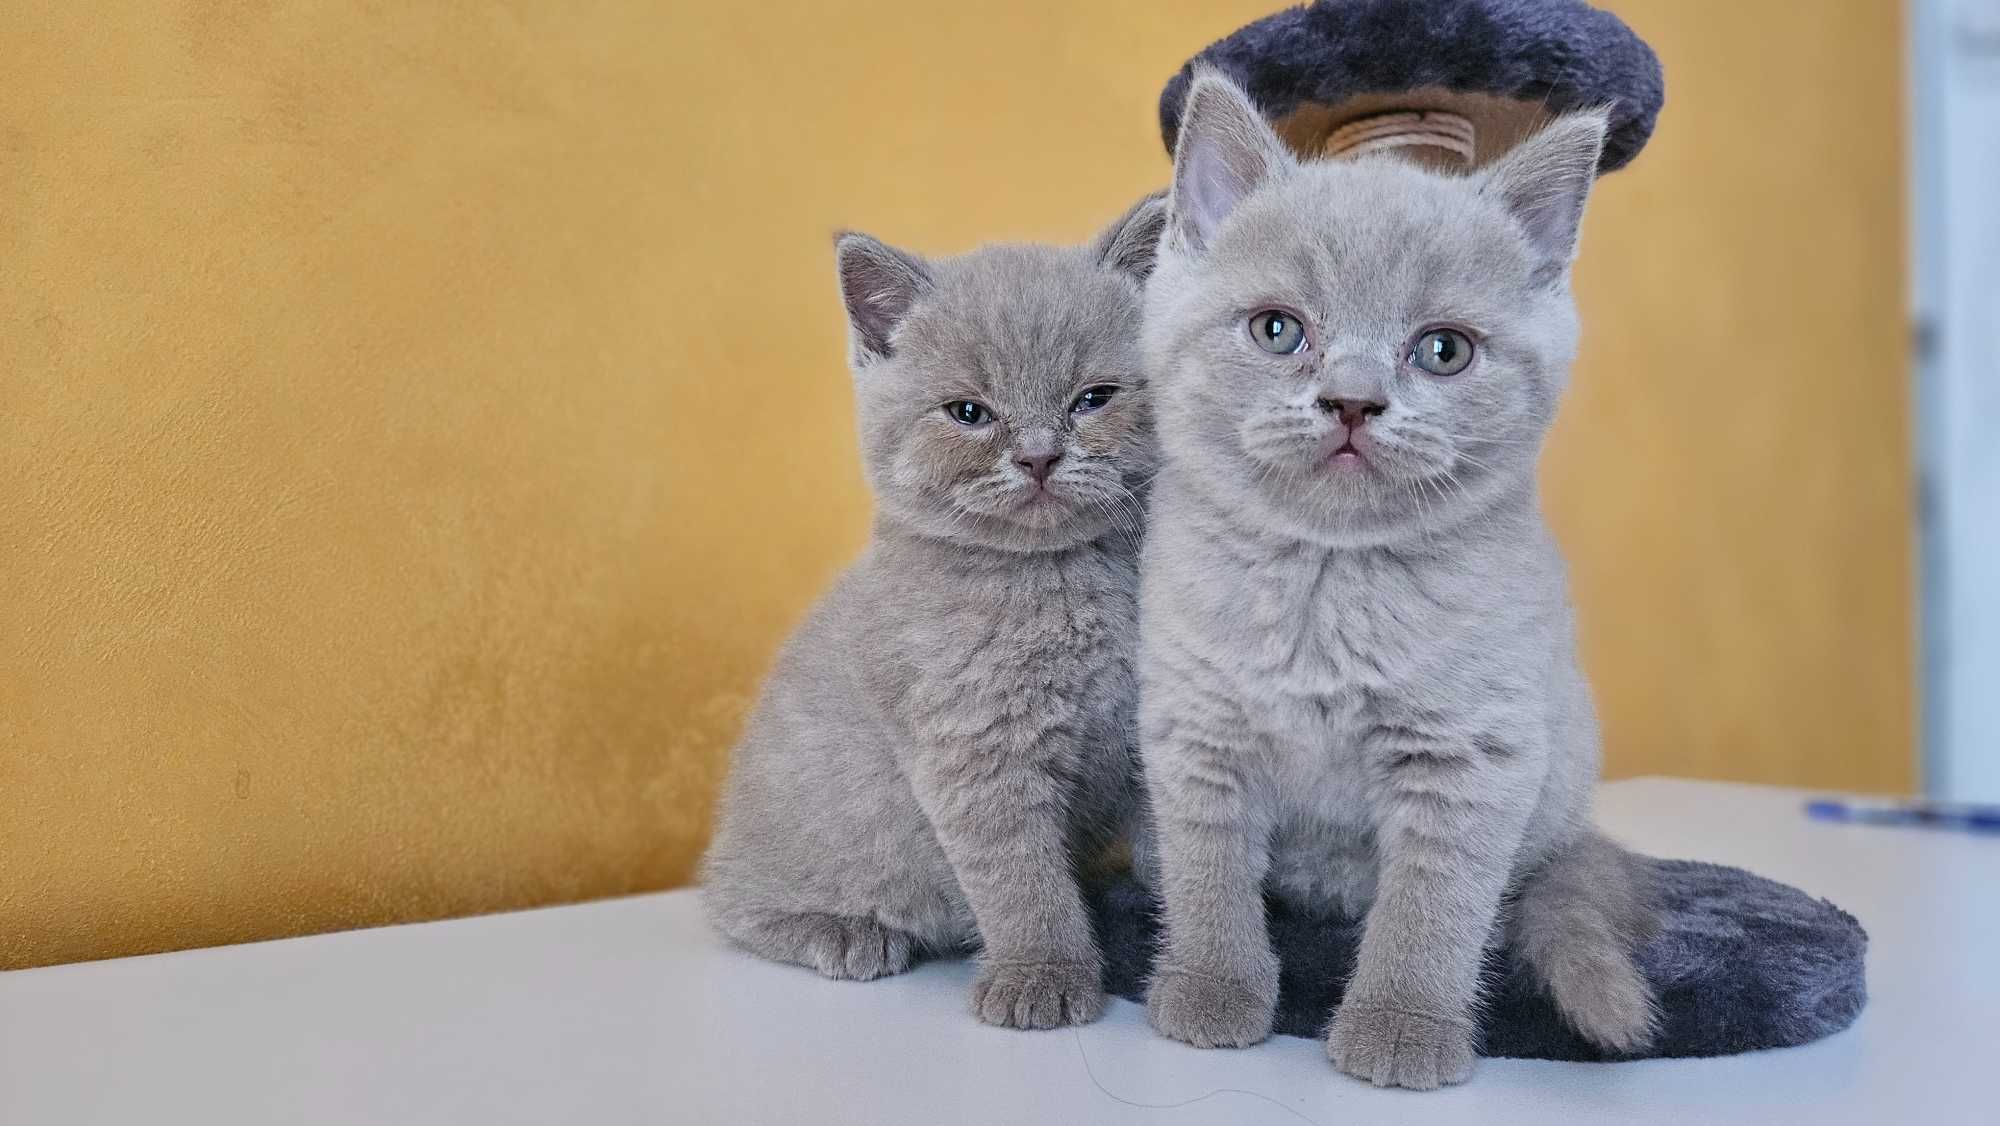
(1159, 0, 1665, 176)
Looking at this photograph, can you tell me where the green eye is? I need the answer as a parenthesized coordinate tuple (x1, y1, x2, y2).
(1070, 385, 1118, 414)
(1250, 310, 1308, 355)
(943, 400, 991, 426)
(1410, 328, 1474, 376)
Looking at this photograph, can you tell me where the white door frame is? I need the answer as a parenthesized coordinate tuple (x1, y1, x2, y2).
(1910, 0, 2000, 800)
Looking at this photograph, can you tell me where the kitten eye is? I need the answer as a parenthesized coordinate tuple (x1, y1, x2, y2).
(1249, 309, 1308, 355)
(1070, 385, 1119, 414)
(942, 400, 992, 426)
(1409, 328, 1475, 376)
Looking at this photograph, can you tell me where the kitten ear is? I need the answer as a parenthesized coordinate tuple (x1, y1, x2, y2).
(1090, 192, 1168, 280)
(1167, 70, 1294, 253)
(1479, 110, 1609, 283)
(834, 231, 933, 367)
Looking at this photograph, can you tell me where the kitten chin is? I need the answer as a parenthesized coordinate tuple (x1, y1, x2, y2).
(871, 481, 1132, 555)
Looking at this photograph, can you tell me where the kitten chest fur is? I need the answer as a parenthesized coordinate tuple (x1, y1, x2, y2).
(867, 529, 1140, 832)
(1142, 473, 1578, 904)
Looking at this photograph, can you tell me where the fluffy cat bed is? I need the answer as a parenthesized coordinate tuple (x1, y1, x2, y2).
(1159, 0, 1665, 174)
(1092, 859, 1867, 1061)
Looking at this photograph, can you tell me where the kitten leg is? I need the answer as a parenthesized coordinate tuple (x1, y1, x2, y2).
(1326, 740, 1537, 1089)
(1142, 704, 1279, 1049)
(909, 737, 1107, 1030)
(722, 911, 919, 982)
(1510, 829, 1660, 1052)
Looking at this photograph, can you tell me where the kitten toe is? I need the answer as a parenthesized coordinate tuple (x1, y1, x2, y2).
(833, 919, 915, 981)
(1326, 1002, 1477, 1090)
(731, 912, 915, 981)
(970, 960, 1106, 1030)
(832, 918, 916, 981)
(1145, 967, 1277, 1049)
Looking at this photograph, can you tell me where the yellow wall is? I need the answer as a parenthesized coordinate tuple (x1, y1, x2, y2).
(1, 1, 1910, 970)
(1555, 1, 1912, 792)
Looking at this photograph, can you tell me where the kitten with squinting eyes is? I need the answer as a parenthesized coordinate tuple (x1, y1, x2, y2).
(701, 197, 1166, 1028)
(1136, 72, 1656, 1088)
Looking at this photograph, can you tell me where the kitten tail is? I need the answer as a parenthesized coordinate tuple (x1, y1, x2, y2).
(1510, 829, 1661, 1053)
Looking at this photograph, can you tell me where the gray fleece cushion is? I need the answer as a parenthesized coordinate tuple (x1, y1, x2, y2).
(1160, 0, 1665, 174)
(1091, 859, 1867, 1060)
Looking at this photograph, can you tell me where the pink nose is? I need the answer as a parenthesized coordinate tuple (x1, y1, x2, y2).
(1319, 397, 1386, 430)
(1016, 452, 1061, 484)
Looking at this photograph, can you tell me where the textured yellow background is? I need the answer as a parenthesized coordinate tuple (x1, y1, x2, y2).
(1, 1, 1910, 970)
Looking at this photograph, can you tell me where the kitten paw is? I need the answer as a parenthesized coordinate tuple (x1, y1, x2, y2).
(745, 913, 916, 981)
(1549, 956, 1659, 1053)
(1145, 968, 1277, 1049)
(970, 959, 1106, 1029)
(1326, 1002, 1477, 1090)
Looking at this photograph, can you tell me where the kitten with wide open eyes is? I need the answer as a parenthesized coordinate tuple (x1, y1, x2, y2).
(1134, 72, 1656, 1088)
(700, 196, 1165, 1029)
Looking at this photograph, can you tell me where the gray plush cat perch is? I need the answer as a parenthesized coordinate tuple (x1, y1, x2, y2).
(1160, 0, 1664, 173)
(1089, 0, 1869, 1064)
(1094, 860, 1868, 1061)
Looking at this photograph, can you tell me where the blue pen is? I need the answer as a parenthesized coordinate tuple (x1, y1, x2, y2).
(1805, 798, 2000, 835)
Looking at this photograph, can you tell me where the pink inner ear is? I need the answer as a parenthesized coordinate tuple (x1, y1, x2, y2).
(1182, 134, 1265, 249)
(838, 239, 931, 361)
(1186, 144, 1235, 243)
(1173, 79, 1282, 249)
(1481, 115, 1607, 272)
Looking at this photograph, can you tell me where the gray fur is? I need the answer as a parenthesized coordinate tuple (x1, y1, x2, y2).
(1136, 72, 1655, 1087)
(700, 197, 1166, 1030)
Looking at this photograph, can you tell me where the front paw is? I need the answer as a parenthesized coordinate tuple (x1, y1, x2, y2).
(1146, 968, 1277, 1049)
(1326, 1001, 1477, 1090)
(970, 959, 1106, 1029)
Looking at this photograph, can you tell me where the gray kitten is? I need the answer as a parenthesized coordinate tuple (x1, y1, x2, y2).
(1135, 73, 1656, 1088)
(700, 197, 1166, 1029)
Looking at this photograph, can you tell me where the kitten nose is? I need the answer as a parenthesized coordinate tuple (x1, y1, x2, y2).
(1015, 450, 1062, 484)
(1318, 397, 1386, 430)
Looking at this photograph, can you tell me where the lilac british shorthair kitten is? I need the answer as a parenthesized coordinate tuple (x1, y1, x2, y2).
(703, 197, 1165, 1030)
(1135, 72, 1657, 1088)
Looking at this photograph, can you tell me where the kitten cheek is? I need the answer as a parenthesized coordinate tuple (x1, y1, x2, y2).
(1072, 425, 1126, 460)
(1379, 444, 1450, 482)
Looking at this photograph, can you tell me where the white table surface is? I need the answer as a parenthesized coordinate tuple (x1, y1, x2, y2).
(2, 778, 1994, 1125)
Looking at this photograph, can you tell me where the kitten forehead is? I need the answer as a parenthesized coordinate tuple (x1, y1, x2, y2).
(893, 244, 1143, 402)
(1213, 159, 1535, 320)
